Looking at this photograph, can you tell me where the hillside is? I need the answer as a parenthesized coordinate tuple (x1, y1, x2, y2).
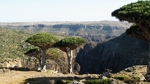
(0, 27, 34, 62)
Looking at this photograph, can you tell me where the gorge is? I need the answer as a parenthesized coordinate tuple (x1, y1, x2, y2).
(0, 21, 148, 74)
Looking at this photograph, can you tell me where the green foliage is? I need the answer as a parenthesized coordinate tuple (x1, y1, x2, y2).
(46, 48, 61, 59)
(59, 37, 85, 47)
(26, 32, 59, 49)
(26, 32, 59, 43)
(83, 79, 113, 84)
(132, 76, 140, 82)
(112, 0, 150, 42)
(112, 0, 150, 21)
(113, 76, 140, 83)
(0, 27, 34, 62)
(56, 36, 86, 52)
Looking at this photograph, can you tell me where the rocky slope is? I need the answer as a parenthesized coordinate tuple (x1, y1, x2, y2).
(76, 33, 149, 74)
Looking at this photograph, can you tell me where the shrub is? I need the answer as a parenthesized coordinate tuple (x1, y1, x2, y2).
(132, 76, 140, 82)
(113, 76, 140, 84)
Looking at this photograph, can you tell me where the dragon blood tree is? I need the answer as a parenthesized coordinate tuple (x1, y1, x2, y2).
(55, 37, 86, 74)
(25, 33, 59, 71)
(112, 0, 150, 74)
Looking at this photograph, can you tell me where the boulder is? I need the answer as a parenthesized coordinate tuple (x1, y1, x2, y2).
(124, 67, 135, 72)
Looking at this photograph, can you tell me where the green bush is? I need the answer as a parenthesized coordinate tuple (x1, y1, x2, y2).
(113, 76, 140, 84)
(84, 79, 113, 84)
(132, 76, 140, 82)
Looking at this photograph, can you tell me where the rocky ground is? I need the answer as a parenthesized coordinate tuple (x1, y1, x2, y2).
(0, 65, 149, 84)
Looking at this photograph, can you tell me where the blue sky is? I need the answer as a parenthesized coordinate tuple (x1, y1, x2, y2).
(0, 0, 137, 22)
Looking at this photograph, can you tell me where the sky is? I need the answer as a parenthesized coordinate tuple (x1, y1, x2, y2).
(0, 0, 137, 22)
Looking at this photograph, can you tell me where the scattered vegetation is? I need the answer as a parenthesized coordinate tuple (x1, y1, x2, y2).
(113, 76, 140, 84)
(0, 27, 34, 62)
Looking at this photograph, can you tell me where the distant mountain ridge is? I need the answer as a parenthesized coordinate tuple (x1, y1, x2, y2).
(0, 21, 131, 42)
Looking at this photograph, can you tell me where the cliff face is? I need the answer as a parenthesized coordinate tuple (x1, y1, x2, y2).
(76, 34, 149, 74)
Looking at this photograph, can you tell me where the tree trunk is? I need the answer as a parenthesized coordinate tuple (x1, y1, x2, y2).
(67, 50, 73, 74)
(41, 49, 46, 72)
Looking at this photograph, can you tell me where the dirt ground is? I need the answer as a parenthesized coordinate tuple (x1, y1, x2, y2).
(0, 65, 148, 84)
(0, 70, 77, 84)
(0, 70, 88, 84)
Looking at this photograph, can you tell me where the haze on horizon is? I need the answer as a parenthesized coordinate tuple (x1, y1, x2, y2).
(0, 0, 137, 22)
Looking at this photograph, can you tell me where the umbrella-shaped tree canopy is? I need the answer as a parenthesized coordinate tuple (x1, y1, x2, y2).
(26, 33, 59, 49)
(112, 0, 150, 42)
(56, 37, 86, 52)
(112, 1, 150, 22)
